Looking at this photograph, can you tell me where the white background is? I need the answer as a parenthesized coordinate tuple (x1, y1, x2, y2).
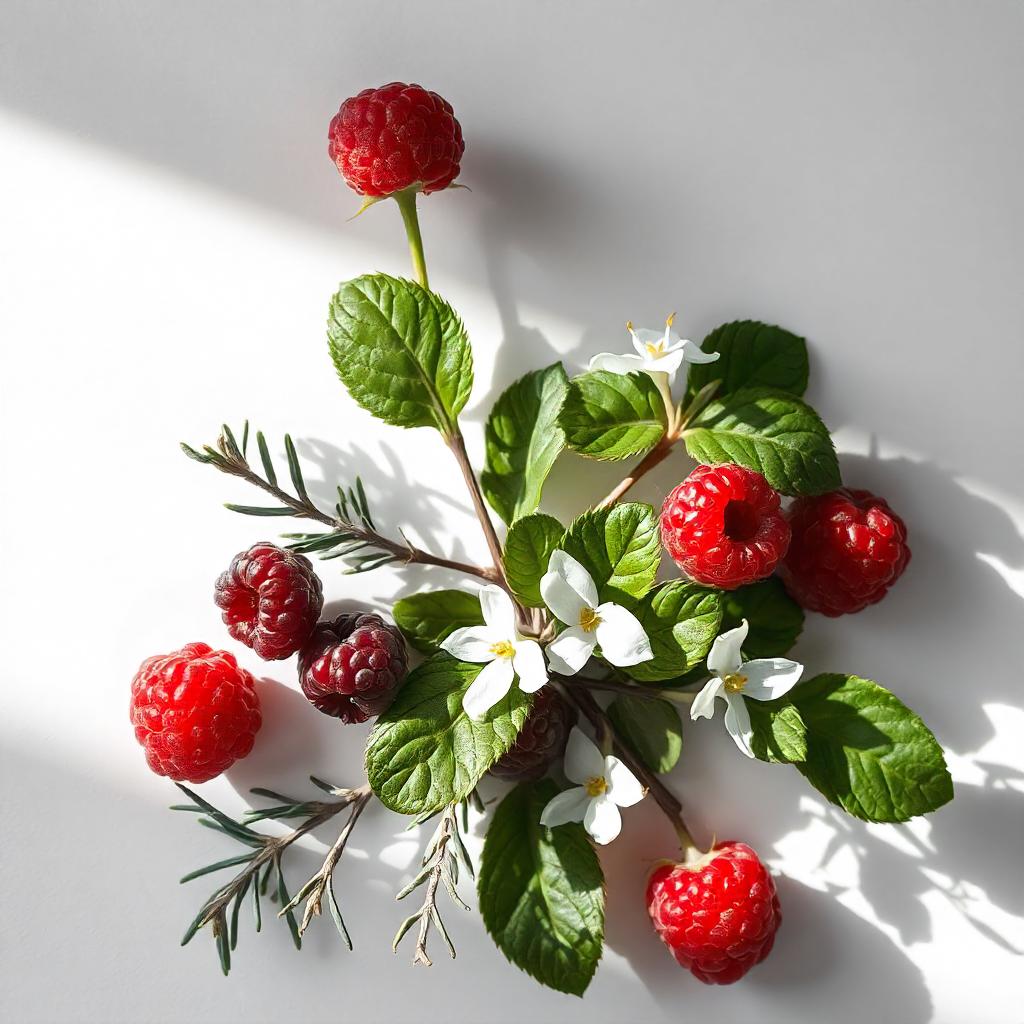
(2, 3, 1023, 1022)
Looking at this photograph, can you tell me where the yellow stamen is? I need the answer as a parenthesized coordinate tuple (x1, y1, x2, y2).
(723, 672, 748, 694)
(666, 311, 676, 328)
(585, 775, 607, 798)
(625, 320, 634, 334)
(490, 640, 515, 659)
(645, 341, 665, 358)
(579, 607, 601, 633)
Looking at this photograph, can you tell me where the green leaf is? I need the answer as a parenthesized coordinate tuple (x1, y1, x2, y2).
(559, 370, 667, 460)
(747, 700, 808, 763)
(687, 320, 809, 399)
(562, 502, 660, 603)
(503, 514, 565, 607)
(478, 780, 605, 996)
(684, 387, 840, 496)
(327, 273, 473, 434)
(607, 696, 683, 773)
(392, 590, 485, 653)
(622, 581, 723, 682)
(365, 654, 532, 816)
(482, 363, 568, 524)
(788, 674, 953, 822)
(721, 578, 804, 659)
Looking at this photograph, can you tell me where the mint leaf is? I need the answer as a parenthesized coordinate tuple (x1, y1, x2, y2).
(559, 370, 667, 461)
(504, 514, 565, 607)
(327, 274, 473, 434)
(722, 578, 804, 658)
(607, 696, 683, 774)
(622, 581, 723, 682)
(478, 780, 605, 996)
(687, 320, 808, 399)
(684, 387, 840, 496)
(789, 674, 953, 822)
(562, 502, 661, 603)
(365, 654, 531, 816)
(482, 363, 568, 524)
(392, 590, 484, 653)
(748, 700, 808, 763)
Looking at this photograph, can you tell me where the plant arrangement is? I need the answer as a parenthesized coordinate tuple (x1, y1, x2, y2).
(130, 81, 952, 994)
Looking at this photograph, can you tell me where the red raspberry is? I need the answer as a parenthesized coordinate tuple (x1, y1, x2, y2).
(129, 643, 262, 784)
(489, 687, 576, 781)
(780, 488, 910, 616)
(214, 543, 323, 661)
(298, 612, 409, 724)
(328, 82, 464, 197)
(660, 464, 791, 590)
(647, 841, 782, 985)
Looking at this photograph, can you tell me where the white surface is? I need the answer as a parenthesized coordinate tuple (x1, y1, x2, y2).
(2, 3, 1023, 1022)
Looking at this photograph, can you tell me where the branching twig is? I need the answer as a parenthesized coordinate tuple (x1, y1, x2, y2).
(392, 803, 472, 966)
(182, 423, 497, 582)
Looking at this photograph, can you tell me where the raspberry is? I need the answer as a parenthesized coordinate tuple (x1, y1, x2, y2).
(214, 543, 323, 661)
(129, 642, 262, 783)
(660, 464, 791, 590)
(646, 841, 782, 985)
(780, 488, 910, 616)
(489, 687, 576, 781)
(328, 82, 464, 197)
(298, 612, 409, 723)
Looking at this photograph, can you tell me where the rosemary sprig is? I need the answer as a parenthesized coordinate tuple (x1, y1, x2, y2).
(173, 778, 369, 974)
(393, 803, 473, 966)
(181, 422, 497, 580)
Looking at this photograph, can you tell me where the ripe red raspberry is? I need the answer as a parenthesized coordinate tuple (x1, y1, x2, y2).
(489, 687, 576, 781)
(780, 488, 911, 616)
(660, 464, 791, 590)
(129, 642, 262, 784)
(647, 841, 782, 985)
(214, 543, 323, 661)
(328, 82, 464, 198)
(298, 612, 409, 723)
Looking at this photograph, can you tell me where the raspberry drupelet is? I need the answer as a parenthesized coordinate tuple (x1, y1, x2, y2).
(489, 687, 576, 782)
(647, 841, 782, 984)
(660, 464, 791, 590)
(129, 642, 262, 784)
(298, 612, 409, 724)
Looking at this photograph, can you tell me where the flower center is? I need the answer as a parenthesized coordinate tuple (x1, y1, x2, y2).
(579, 607, 601, 632)
(585, 775, 607, 798)
(490, 640, 515, 659)
(723, 672, 748, 694)
(645, 341, 665, 358)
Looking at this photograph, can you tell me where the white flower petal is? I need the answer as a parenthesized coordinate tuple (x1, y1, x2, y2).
(604, 757, 645, 807)
(741, 658, 804, 701)
(589, 352, 646, 375)
(723, 693, 755, 758)
(690, 677, 725, 720)
(630, 327, 664, 356)
(647, 349, 686, 378)
(563, 726, 606, 785)
(584, 795, 622, 845)
(707, 619, 749, 677)
(461, 658, 515, 721)
(545, 626, 597, 675)
(594, 602, 653, 666)
(539, 787, 591, 828)
(478, 584, 517, 636)
(512, 639, 548, 693)
(548, 550, 599, 610)
(680, 340, 721, 365)
(440, 625, 500, 663)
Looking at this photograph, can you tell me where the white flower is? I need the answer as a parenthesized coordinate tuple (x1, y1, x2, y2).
(540, 550, 653, 675)
(539, 727, 646, 844)
(690, 619, 804, 758)
(588, 313, 720, 383)
(441, 584, 547, 721)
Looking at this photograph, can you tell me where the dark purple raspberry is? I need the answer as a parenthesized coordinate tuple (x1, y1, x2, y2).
(489, 687, 576, 781)
(214, 543, 324, 660)
(298, 612, 409, 723)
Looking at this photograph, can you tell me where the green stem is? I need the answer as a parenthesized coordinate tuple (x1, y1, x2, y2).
(394, 189, 429, 290)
